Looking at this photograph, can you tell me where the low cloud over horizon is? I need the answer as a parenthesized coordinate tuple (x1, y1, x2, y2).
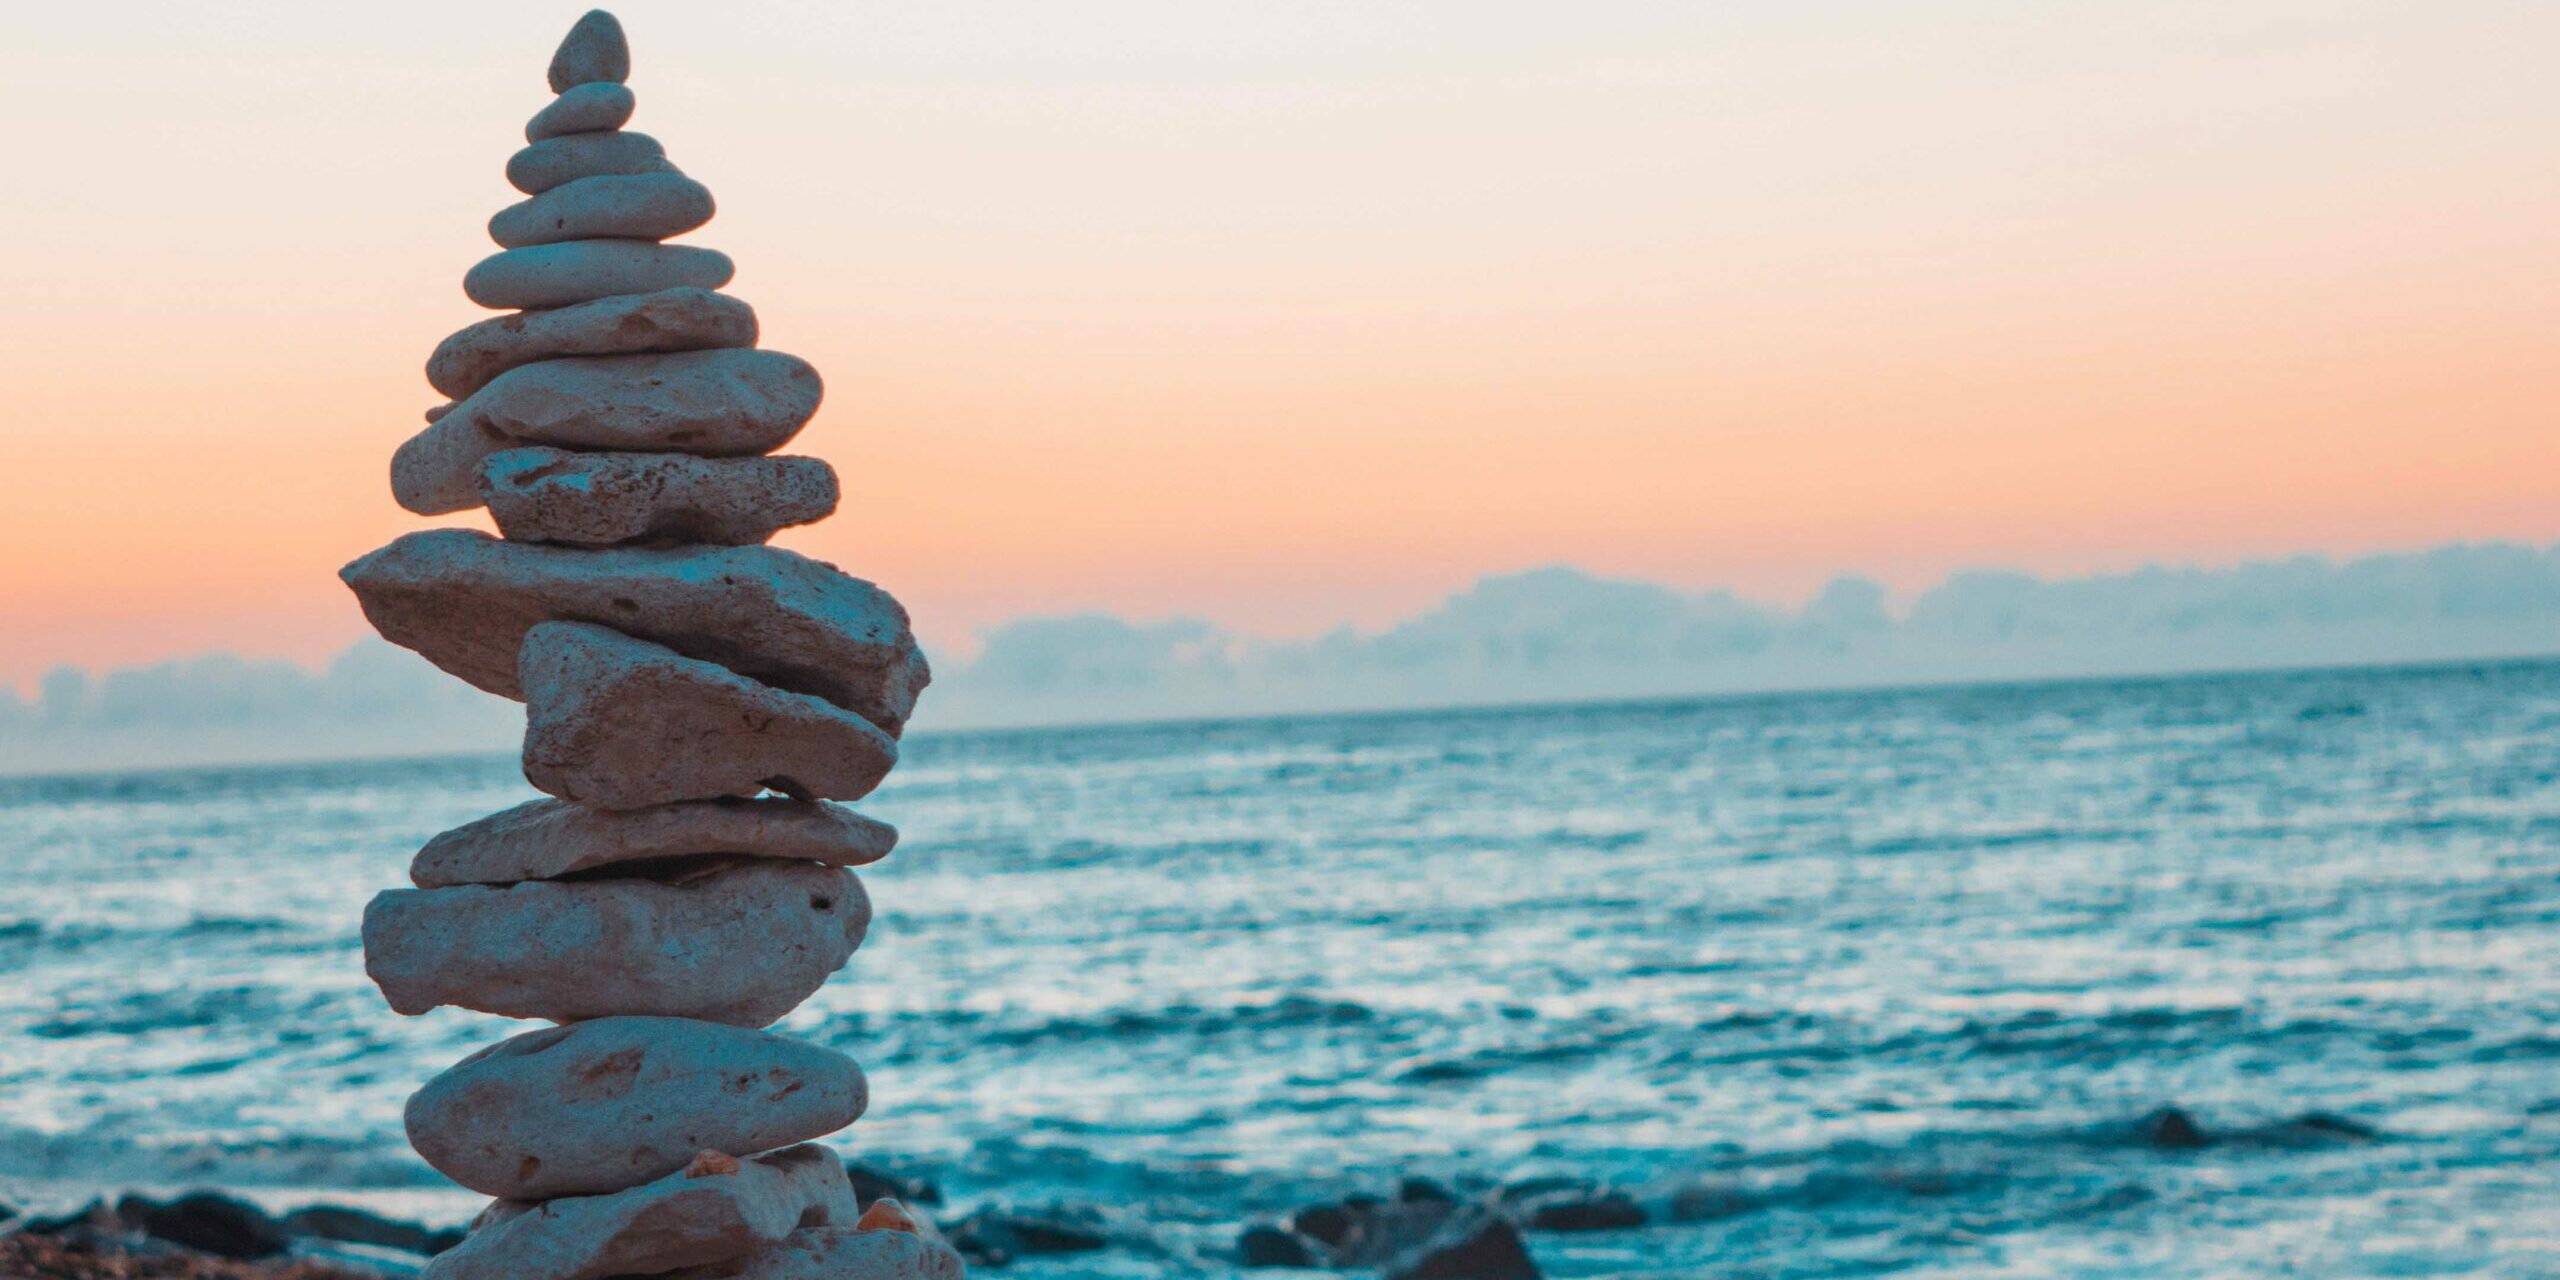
(6, 540, 2556, 774)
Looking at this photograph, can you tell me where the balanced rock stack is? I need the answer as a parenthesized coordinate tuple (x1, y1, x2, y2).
(341, 13, 961, 1280)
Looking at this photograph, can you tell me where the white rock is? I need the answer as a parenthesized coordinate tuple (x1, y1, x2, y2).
(405, 1017, 866, 1200)
(507, 131, 668, 196)
(519, 622, 898, 809)
(527, 82, 636, 142)
(392, 348, 816, 515)
(549, 10, 631, 93)
(490, 172, 716, 249)
(427, 287, 756, 400)
(410, 797, 897, 889)
(364, 858, 868, 1025)
(482, 448, 837, 546)
(666, 1225, 966, 1280)
(464, 239, 731, 310)
(341, 529, 929, 734)
(425, 1144, 855, 1280)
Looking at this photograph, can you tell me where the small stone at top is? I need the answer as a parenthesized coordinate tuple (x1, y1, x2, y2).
(549, 10, 630, 93)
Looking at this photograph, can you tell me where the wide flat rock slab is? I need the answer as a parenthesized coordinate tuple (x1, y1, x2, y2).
(491, 172, 717, 249)
(428, 287, 755, 400)
(392, 348, 815, 515)
(527, 82, 635, 142)
(520, 623, 897, 809)
(365, 858, 868, 1025)
(342, 530, 928, 734)
(412, 797, 896, 888)
(406, 1017, 865, 1200)
(426, 1144, 854, 1280)
(483, 448, 837, 546)
(507, 131, 667, 195)
(666, 1225, 966, 1280)
(465, 239, 732, 310)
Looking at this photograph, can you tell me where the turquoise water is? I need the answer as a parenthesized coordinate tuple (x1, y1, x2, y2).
(1, 659, 2556, 1276)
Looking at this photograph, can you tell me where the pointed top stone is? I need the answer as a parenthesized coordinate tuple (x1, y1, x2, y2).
(548, 10, 629, 93)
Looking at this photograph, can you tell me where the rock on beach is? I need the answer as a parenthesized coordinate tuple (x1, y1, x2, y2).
(518, 622, 898, 809)
(426, 286, 756, 400)
(483, 448, 838, 547)
(424, 1144, 854, 1280)
(463, 239, 730, 311)
(405, 1017, 865, 1200)
(490, 172, 718, 249)
(341, 529, 928, 733)
(506, 131, 668, 196)
(526, 81, 636, 142)
(410, 796, 896, 888)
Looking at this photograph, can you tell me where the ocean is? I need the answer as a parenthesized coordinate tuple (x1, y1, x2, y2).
(1, 659, 2555, 1277)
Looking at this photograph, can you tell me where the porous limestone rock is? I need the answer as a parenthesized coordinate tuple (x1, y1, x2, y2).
(409, 797, 897, 888)
(364, 858, 869, 1025)
(425, 1144, 854, 1280)
(527, 82, 637, 142)
(341, 529, 928, 733)
(665, 1224, 966, 1280)
(549, 10, 631, 93)
(405, 1017, 866, 1200)
(427, 287, 756, 400)
(464, 239, 730, 310)
(519, 622, 897, 809)
(482, 448, 838, 546)
(506, 131, 668, 196)
(392, 348, 815, 514)
(491, 172, 717, 249)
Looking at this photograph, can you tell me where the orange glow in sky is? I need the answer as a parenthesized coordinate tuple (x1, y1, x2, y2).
(1, 2, 2553, 683)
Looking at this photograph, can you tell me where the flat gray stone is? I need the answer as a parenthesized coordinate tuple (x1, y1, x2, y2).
(491, 172, 717, 249)
(427, 1144, 855, 1280)
(483, 448, 838, 546)
(410, 797, 897, 889)
(427, 287, 756, 400)
(507, 130, 667, 195)
(392, 348, 815, 515)
(666, 1225, 966, 1280)
(549, 10, 631, 93)
(464, 239, 730, 310)
(365, 858, 867, 1025)
(341, 529, 928, 734)
(520, 622, 897, 809)
(527, 82, 636, 142)
(405, 1017, 865, 1200)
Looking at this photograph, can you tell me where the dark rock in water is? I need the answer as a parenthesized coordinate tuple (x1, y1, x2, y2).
(2242, 1111, 2381, 1147)
(1522, 1190, 1644, 1232)
(2132, 1105, 2211, 1149)
(1665, 1180, 1754, 1222)
(1380, 1204, 1540, 1280)
(1239, 1223, 1326, 1267)
(1400, 1177, 1460, 1205)
(116, 1192, 291, 1260)
(1494, 1176, 1589, 1207)
(1292, 1202, 1361, 1249)
(842, 1160, 944, 1207)
(281, 1204, 455, 1256)
(18, 1199, 116, 1238)
(944, 1205, 1108, 1264)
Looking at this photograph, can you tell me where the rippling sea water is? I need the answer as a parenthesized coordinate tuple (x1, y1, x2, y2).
(2, 659, 2556, 1277)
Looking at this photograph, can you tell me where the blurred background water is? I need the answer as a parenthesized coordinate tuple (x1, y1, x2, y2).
(1, 659, 2555, 1277)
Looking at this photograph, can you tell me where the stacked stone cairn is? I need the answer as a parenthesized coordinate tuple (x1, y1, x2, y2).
(342, 12, 962, 1280)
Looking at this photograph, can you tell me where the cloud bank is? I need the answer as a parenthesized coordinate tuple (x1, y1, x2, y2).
(5, 541, 2555, 773)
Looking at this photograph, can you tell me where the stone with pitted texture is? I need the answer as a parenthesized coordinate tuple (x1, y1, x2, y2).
(405, 1016, 866, 1200)
(427, 287, 756, 400)
(491, 172, 717, 249)
(519, 622, 898, 809)
(409, 797, 896, 888)
(365, 859, 868, 1025)
(665, 1224, 967, 1280)
(343, 530, 926, 732)
(483, 448, 837, 547)
(426, 1144, 854, 1280)
(392, 347, 813, 514)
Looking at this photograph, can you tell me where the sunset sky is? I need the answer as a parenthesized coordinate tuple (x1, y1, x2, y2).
(1, 1, 2553, 685)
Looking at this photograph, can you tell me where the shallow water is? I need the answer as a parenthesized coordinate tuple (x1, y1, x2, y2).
(2, 659, 2556, 1276)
